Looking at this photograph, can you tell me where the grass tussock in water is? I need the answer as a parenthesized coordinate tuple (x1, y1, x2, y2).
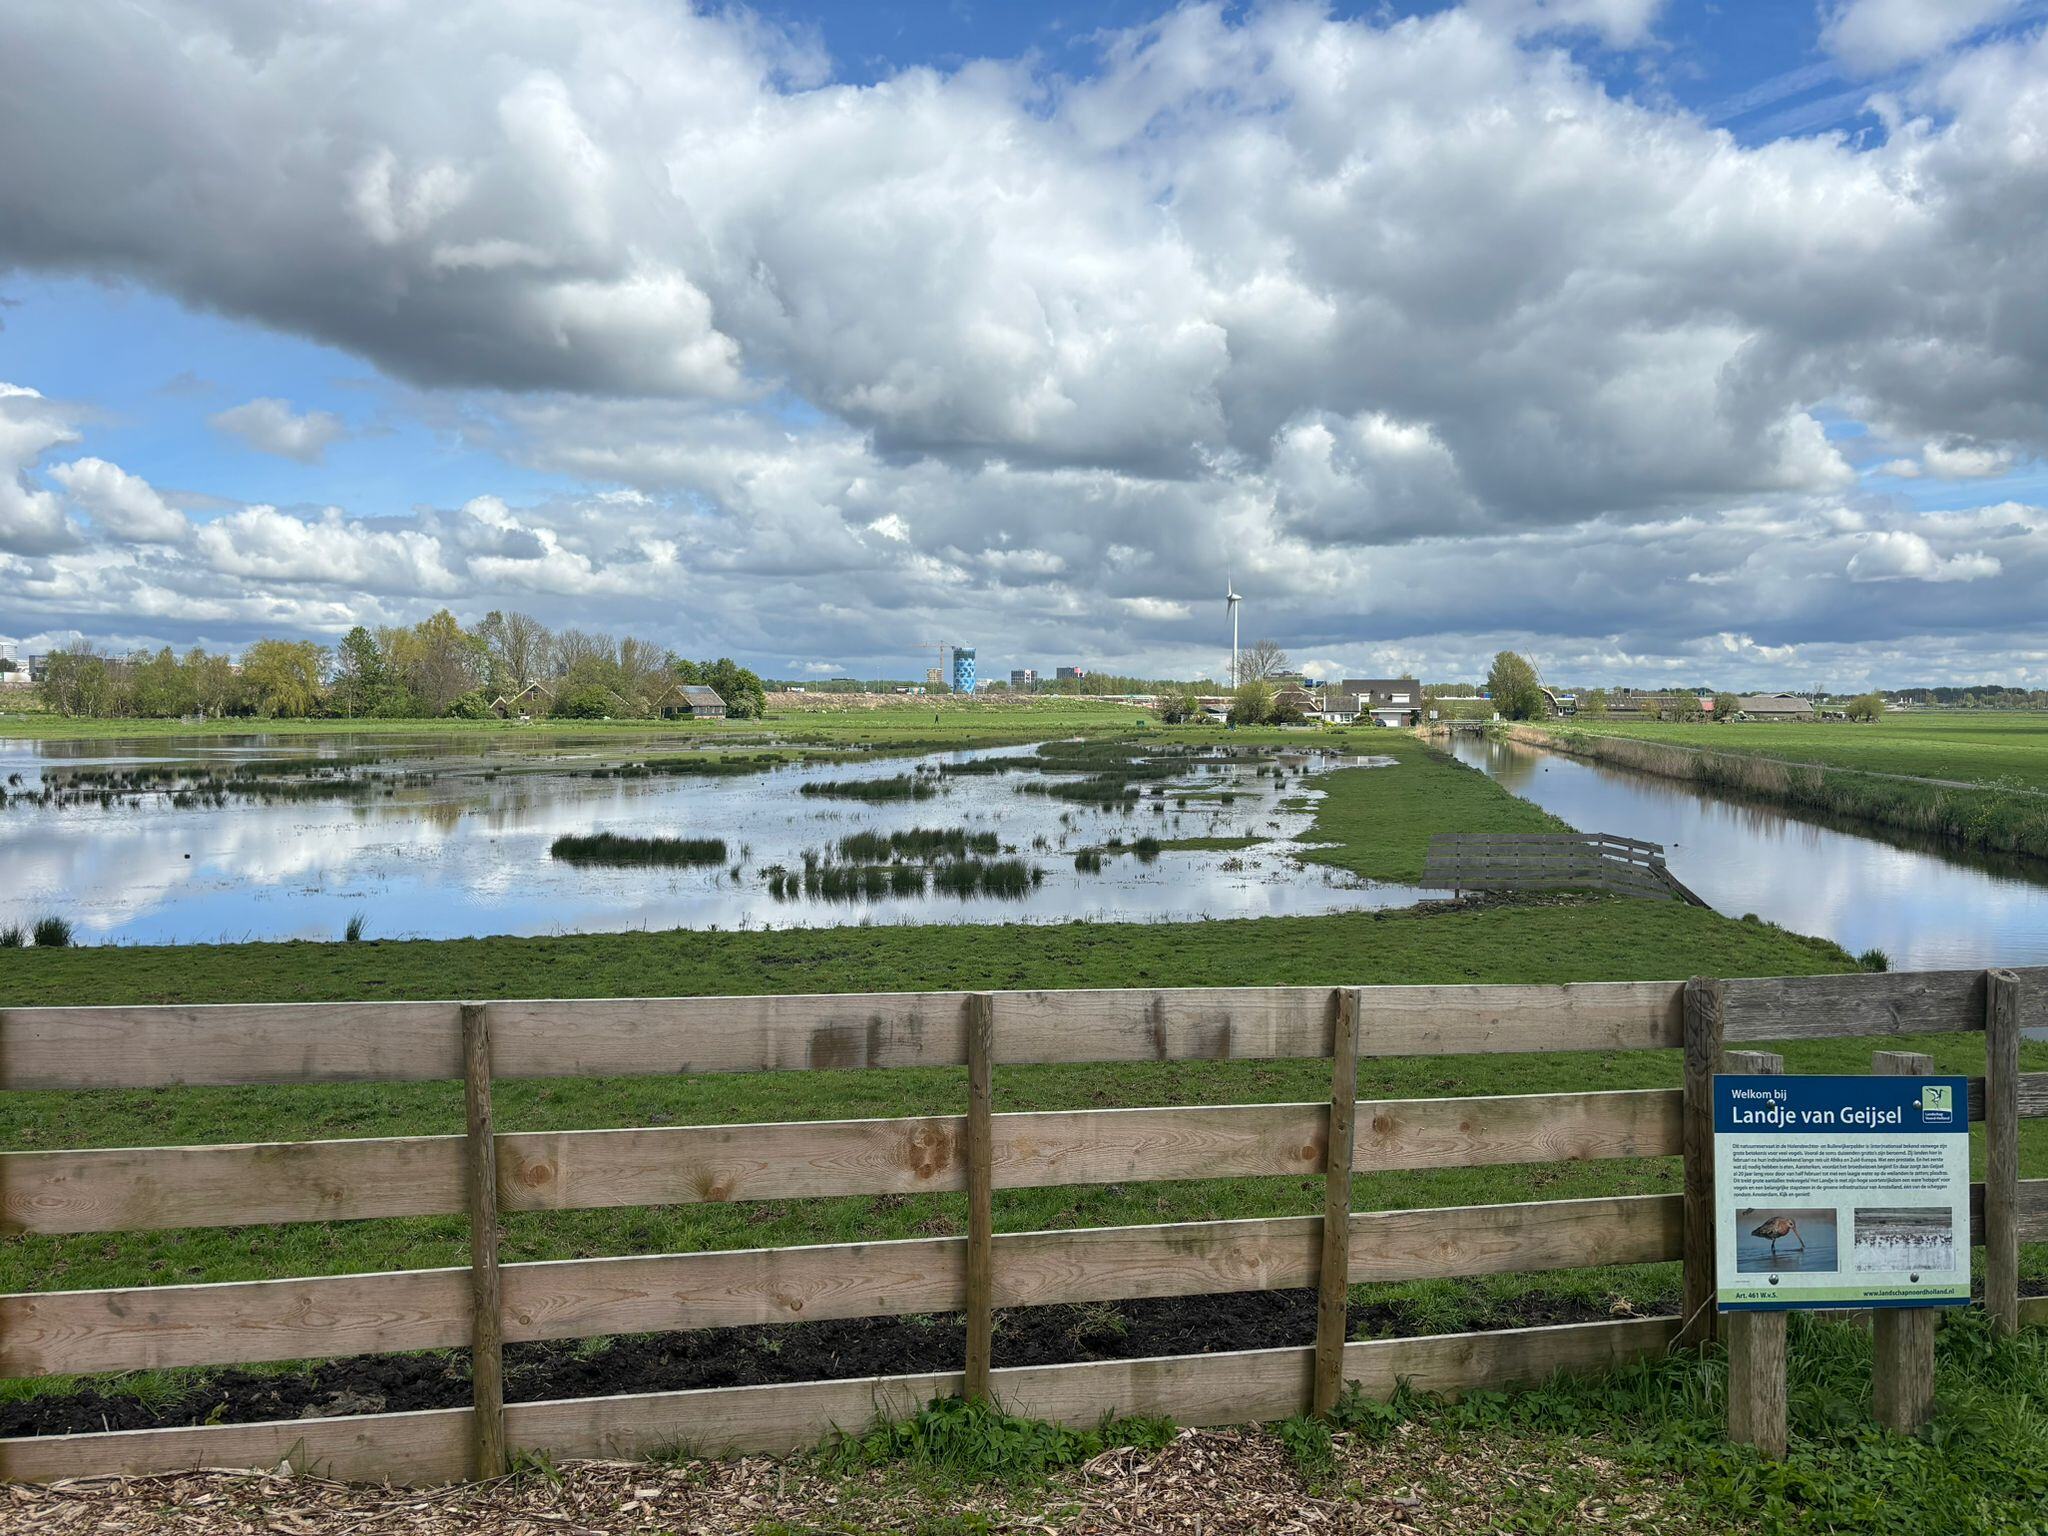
(799, 775, 937, 802)
(765, 862, 931, 901)
(838, 827, 1000, 862)
(931, 856, 1044, 898)
(550, 832, 729, 867)
(936, 756, 1042, 776)
(1017, 774, 1143, 808)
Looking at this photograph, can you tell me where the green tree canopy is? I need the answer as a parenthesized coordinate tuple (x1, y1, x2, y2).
(1485, 651, 1546, 721)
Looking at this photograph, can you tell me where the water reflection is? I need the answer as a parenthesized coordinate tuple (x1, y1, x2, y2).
(1448, 735, 2048, 970)
(0, 734, 1422, 943)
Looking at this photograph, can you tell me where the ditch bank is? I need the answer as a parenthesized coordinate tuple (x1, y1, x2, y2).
(1504, 724, 2048, 864)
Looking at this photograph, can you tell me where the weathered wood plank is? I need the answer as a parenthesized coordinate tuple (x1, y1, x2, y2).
(15, 968, 2033, 1090)
(1, 1136, 468, 1234)
(1986, 971, 2021, 1336)
(1722, 966, 2048, 1042)
(0, 1405, 474, 1487)
(1723, 1050, 1786, 1460)
(1871, 1049, 1937, 1436)
(1360, 982, 1684, 1056)
(2, 1091, 1692, 1236)
(1356, 1089, 1680, 1168)
(1349, 1195, 1682, 1282)
(0, 1317, 1683, 1485)
(1679, 977, 1724, 1350)
(1313, 988, 1359, 1417)
(462, 1002, 506, 1481)
(0, 1002, 462, 1089)
(963, 994, 994, 1403)
(0, 1197, 1687, 1377)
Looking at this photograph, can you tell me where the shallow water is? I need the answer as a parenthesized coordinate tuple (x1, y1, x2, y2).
(1447, 734, 2048, 971)
(0, 735, 1422, 943)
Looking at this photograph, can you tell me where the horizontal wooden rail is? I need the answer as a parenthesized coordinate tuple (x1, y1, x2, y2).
(1721, 968, 2048, 1041)
(14, 1178, 2044, 1381)
(9, 968, 2042, 1090)
(2, 1089, 1692, 1235)
(13, 1072, 2047, 1236)
(0, 1315, 1683, 1486)
(0, 1195, 1687, 1377)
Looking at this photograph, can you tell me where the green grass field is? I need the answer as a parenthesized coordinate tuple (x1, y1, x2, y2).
(1298, 735, 1564, 882)
(1561, 711, 2048, 791)
(0, 695, 1155, 746)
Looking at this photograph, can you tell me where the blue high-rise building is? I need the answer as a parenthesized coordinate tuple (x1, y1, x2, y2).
(951, 647, 976, 693)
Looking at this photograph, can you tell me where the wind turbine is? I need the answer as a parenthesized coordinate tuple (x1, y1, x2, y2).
(1225, 578, 1243, 687)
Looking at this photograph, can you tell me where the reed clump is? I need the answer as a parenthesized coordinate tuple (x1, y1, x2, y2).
(799, 775, 937, 802)
(931, 857, 1043, 898)
(550, 832, 729, 866)
(838, 827, 1000, 862)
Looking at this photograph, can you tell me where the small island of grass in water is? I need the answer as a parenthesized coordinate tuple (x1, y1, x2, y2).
(550, 832, 730, 867)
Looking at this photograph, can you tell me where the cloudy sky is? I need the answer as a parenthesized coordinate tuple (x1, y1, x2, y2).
(3, 0, 2047, 688)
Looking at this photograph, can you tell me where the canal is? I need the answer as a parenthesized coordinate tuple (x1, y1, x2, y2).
(1446, 732, 2048, 972)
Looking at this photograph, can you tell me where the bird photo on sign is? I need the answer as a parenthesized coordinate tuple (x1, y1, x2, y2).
(1734, 1207, 1837, 1273)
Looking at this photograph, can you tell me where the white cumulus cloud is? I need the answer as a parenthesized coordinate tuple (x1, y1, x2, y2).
(49, 456, 188, 542)
(208, 399, 348, 464)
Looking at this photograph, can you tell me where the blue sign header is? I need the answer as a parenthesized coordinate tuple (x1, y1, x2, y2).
(1714, 1074, 1967, 1136)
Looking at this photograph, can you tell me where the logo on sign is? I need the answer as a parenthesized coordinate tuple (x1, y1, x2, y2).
(1921, 1085, 1954, 1125)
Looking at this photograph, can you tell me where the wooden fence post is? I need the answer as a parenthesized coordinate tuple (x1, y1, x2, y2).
(1679, 976, 1726, 1350)
(461, 1002, 507, 1480)
(964, 993, 996, 1404)
(1871, 1049, 1936, 1436)
(1313, 987, 1361, 1418)
(1723, 1050, 1787, 1459)
(1985, 970, 2021, 1337)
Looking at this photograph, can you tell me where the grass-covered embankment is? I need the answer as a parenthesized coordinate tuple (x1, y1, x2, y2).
(1518, 720, 2048, 862)
(1297, 732, 1565, 882)
(1556, 711, 2048, 789)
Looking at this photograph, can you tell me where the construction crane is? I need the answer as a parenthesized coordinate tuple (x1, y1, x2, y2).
(918, 642, 957, 691)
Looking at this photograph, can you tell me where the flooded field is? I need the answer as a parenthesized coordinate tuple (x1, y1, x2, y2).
(0, 733, 1417, 943)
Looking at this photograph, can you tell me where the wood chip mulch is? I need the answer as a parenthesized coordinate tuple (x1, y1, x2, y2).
(1, 1425, 1700, 1535)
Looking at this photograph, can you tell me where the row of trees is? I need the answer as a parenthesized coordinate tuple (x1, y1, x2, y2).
(29, 610, 767, 721)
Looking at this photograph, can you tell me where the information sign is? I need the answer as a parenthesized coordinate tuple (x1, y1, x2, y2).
(1714, 1074, 1969, 1311)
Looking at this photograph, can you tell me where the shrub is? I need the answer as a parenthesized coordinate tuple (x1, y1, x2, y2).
(0, 925, 22, 948)
(31, 914, 73, 947)
(550, 684, 618, 720)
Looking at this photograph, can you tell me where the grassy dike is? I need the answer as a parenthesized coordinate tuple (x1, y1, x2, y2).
(1520, 719, 2048, 863)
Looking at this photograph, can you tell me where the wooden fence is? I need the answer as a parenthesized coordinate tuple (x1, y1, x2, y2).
(1423, 831, 1704, 903)
(1, 969, 2043, 1486)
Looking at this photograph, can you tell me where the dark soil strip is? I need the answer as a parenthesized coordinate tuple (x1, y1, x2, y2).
(1, 1289, 1658, 1439)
